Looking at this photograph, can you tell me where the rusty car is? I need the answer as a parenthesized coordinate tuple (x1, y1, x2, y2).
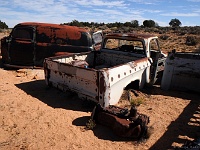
(1, 22, 102, 68)
(44, 33, 166, 107)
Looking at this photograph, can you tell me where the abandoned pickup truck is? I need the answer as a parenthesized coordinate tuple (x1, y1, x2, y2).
(161, 50, 200, 93)
(44, 33, 166, 107)
(1, 22, 101, 68)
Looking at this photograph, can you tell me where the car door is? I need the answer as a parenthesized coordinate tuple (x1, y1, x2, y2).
(149, 38, 166, 84)
(8, 26, 35, 66)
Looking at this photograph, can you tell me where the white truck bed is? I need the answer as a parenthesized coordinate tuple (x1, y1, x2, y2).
(44, 50, 151, 107)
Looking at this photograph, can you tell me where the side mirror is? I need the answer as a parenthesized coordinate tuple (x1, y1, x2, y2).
(92, 30, 103, 45)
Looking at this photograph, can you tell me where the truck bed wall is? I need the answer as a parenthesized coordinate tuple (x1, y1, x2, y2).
(44, 50, 149, 107)
(53, 50, 143, 69)
(161, 52, 200, 92)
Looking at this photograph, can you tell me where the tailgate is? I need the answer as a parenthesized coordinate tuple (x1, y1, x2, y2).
(44, 57, 99, 102)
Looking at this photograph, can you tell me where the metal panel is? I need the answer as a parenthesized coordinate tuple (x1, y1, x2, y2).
(161, 52, 200, 92)
(104, 57, 151, 106)
(46, 61, 98, 100)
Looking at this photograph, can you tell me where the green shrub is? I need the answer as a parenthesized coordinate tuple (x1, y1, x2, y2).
(130, 97, 144, 106)
(85, 119, 96, 130)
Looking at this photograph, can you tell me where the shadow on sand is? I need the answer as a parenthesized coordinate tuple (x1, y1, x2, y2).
(15, 79, 132, 142)
(15, 79, 200, 146)
(15, 79, 96, 112)
(141, 86, 200, 150)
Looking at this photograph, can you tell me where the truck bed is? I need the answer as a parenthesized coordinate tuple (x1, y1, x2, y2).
(44, 50, 151, 107)
(52, 50, 145, 69)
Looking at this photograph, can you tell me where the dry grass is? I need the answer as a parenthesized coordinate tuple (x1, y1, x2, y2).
(96, 26, 200, 54)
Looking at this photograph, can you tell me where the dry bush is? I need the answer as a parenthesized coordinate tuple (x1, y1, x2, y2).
(159, 35, 169, 40)
(85, 119, 96, 130)
(185, 36, 198, 46)
(194, 46, 200, 53)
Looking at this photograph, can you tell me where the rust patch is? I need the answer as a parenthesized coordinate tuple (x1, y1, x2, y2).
(99, 74, 105, 94)
(18, 22, 86, 40)
(134, 57, 148, 64)
(92, 104, 150, 140)
(54, 52, 74, 56)
(14, 40, 32, 44)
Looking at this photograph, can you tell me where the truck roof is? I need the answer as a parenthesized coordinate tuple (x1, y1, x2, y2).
(105, 33, 157, 39)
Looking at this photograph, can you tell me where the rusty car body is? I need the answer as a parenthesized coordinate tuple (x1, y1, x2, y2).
(91, 104, 150, 140)
(161, 50, 200, 92)
(1, 22, 100, 68)
(44, 33, 166, 107)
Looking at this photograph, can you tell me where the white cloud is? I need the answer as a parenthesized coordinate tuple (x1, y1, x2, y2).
(1, 0, 200, 27)
(128, 0, 161, 5)
(72, 0, 127, 7)
(161, 12, 199, 17)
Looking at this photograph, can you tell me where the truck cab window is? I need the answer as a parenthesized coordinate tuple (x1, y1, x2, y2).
(104, 38, 144, 54)
(104, 39, 119, 49)
(150, 39, 160, 52)
(149, 39, 160, 58)
(12, 28, 33, 40)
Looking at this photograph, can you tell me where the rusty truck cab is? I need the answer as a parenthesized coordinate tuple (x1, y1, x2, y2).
(1, 22, 94, 68)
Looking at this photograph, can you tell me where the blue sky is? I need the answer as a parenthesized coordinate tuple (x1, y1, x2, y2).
(0, 0, 200, 28)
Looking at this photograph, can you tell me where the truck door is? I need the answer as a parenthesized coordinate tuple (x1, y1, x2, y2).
(8, 26, 35, 66)
(149, 39, 166, 84)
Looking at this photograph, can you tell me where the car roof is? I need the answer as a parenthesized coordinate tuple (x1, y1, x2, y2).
(15, 22, 89, 40)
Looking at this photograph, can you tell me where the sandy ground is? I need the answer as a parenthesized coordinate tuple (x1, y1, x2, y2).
(0, 33, 200, 150)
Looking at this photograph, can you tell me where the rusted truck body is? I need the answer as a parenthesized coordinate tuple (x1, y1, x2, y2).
(44, 33, 166, 107)
(161, 51, 200, 92)
(1, 22, 99, 68)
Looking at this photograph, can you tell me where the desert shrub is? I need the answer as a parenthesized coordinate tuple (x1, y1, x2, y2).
(98, 25, 108, 30)
(144, 28, 152, 33)
(185, 36, 198, 46)
(110, 27, 118, 32)
(187, 27, 200, 35)
(130, 97, 144, 106)
(151, 28, 160, 33)
(194, 46, 200, 53)
(121, 26, 131, 33)
(86, 119, 96, 130)
(160, 35, 169, 40)
(158, 30, 165, 34)
(179, 31, 186, 36)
